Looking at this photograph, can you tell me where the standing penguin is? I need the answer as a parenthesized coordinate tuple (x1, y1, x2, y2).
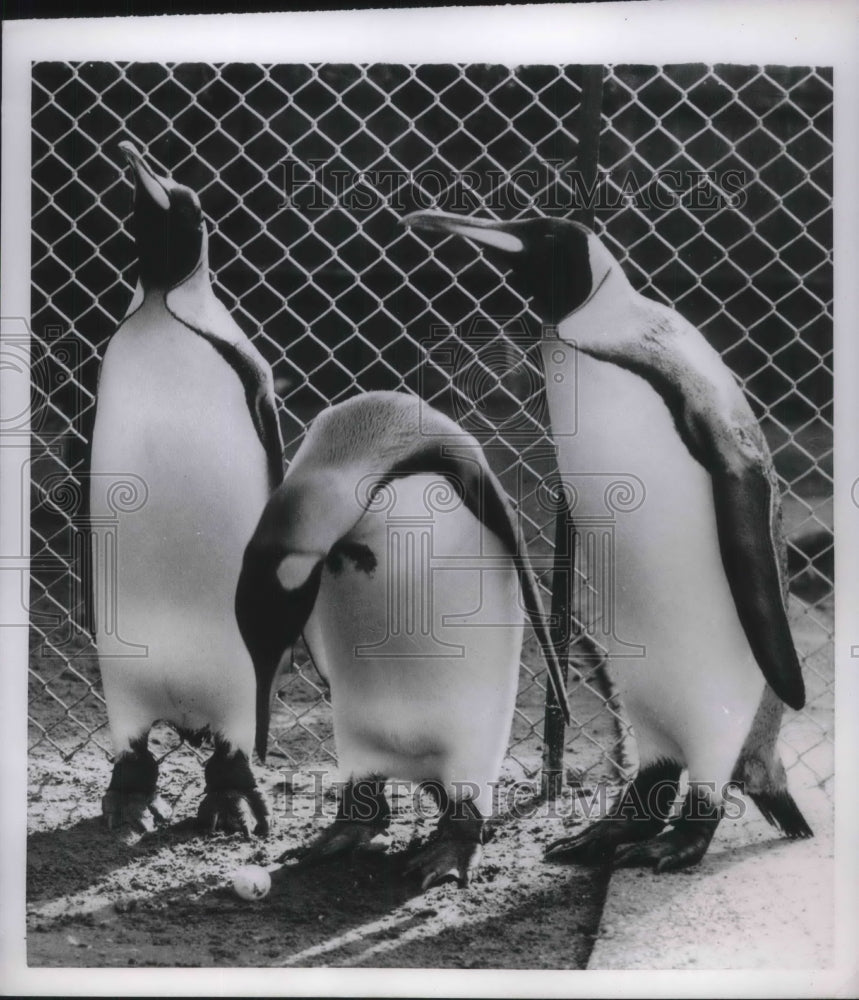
(236, 391, 568, 889)
(89, 141, 283, 842)
(401, 211, 812, 872)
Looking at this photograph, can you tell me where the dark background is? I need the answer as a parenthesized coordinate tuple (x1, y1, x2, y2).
(30, 62, 832, 437)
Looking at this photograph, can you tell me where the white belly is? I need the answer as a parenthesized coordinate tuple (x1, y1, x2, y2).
(302, 474, 523, 813)
(90, 299, 269, 747)
(542, 342, 764, 780)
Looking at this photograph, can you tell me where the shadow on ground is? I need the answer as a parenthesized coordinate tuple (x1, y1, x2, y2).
(27, 756, 609, 969)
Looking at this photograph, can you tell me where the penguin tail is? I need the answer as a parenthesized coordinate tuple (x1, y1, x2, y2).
(749, 789, 814, 839)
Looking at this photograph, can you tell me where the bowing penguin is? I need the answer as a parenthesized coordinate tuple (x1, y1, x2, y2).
(235, 390, 568, 889)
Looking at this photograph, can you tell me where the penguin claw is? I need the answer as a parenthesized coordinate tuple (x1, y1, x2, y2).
(544, 817, 660, 865)
(613, 832, 709, 873)
(197, 788, 270, 838)
(287, 820, 391, 865)
(402, 839, 483, 891)
(544, 827, 616, 866)
(102, 790, 172, 843)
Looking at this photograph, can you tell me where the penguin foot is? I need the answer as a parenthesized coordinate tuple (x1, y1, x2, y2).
(544, 817, 660, 866)
(284, 778, 392, 864)
(613, 826, 713, 873)
(198, 745, 270, 837)
(402, 836, 483, 891)
(287, 818, 392, 865)
(197, 787, 270, 838)
(614, 784, 721, 873)
(102, 790, 172, 845)
(102, 741, 169, 844)
(545, 759, 683, 866)
(403, 797, 488, 891)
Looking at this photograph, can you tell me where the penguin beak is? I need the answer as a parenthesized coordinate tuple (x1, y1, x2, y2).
(404, 210, 610, 327)
(402, 210, 526, 255)
(119, 140, 170, 211)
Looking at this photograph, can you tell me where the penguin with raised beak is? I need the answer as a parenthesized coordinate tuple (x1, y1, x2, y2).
(401, 211, 812, 872)
(236, 390, 568, 889)
(89, 141, 283, 842)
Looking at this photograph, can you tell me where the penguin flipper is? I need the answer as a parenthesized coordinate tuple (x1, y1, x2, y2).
(166, 277, 285, 489)
(711, 467, 805, 711)
(616, 307, 806, 712)
(385, 444, 571, 725)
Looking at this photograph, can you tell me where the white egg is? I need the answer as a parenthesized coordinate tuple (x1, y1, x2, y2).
(231, 865, 271, 901)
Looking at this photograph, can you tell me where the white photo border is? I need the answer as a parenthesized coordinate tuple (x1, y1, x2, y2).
(2, 2, 858, 996)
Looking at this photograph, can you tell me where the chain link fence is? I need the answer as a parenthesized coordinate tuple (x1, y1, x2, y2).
(28, 62, 833, 805)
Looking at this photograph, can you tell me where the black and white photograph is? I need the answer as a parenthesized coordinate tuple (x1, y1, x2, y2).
(1, 2, 857, 994)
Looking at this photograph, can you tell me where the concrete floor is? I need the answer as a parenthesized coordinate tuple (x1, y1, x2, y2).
(587, 781, 834, 971)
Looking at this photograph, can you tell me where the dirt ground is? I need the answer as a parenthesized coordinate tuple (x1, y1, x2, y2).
(26, 622, 616, 969)
(26, 588, 831, 971)
(26, 748, 610, 969)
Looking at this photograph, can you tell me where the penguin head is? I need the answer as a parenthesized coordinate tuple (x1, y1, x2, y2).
(401, 211, 617, 328)
(119, 140, 205, 290)
(235, 478, 341, 762)
(235, 536, 325, 763)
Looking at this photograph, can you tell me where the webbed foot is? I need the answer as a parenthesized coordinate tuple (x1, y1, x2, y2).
(197, 745, 269, 837)
(102, 741, 171, 845)
(545, 816, 653, 865)
(403, 836, 483, 890)
(403, 796, 488, 891)
(282, 779, 390, 864)
(102, 791, 172, 845)
(545, 759, 682, 867)
(286, 818, 391, 864)
(613, 783, 721, 873)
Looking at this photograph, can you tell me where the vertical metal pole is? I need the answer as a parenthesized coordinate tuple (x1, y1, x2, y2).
(541, 495, 574, 798)
(541, 64, 604, 799)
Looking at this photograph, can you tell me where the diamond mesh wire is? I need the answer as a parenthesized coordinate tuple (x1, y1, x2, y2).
(28, 62, 833, 799)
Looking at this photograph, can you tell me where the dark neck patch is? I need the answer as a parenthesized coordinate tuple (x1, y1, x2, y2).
(448, 217, 595, 326)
